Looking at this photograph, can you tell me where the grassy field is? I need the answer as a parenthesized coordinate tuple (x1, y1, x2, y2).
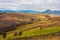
(22, 26, 60, 37)
(0, 21, 60, 40)
(3, 26, 60, 40)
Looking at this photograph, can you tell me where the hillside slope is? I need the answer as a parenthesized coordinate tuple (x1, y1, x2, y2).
(0, 12, 60, 40)
(0, 12, 57, 33)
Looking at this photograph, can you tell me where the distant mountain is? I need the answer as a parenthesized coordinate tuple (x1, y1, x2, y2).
(43, 10, 60, 15)
(0, 10, 40, 13)
(0, 10, 60, 15)
(18, 10, 40, 13)
(0, 10, 15, 12)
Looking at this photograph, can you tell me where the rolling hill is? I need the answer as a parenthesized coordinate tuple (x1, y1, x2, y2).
(0, 12, 60, 40)
(0, 12, 60, 32)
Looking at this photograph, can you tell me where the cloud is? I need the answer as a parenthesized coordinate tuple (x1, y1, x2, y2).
(0, 0, 60, 11)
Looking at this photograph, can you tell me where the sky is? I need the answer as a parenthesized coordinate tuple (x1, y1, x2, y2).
(0, 0, 60, 11)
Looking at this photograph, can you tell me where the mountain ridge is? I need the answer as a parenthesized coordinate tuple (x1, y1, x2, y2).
(0, 10, 60, 15)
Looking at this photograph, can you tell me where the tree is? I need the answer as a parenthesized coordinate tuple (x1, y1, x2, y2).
(19, 31, 22, 36)
(40, 27, 42, 30)
(2, 31, 6, 38)
(14, 32, 18, 36)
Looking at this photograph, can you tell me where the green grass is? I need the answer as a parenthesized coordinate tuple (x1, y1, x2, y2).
(20, 26, 60, 37)
(0, 21, 60, 40)
(3, 26, 60, 40)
